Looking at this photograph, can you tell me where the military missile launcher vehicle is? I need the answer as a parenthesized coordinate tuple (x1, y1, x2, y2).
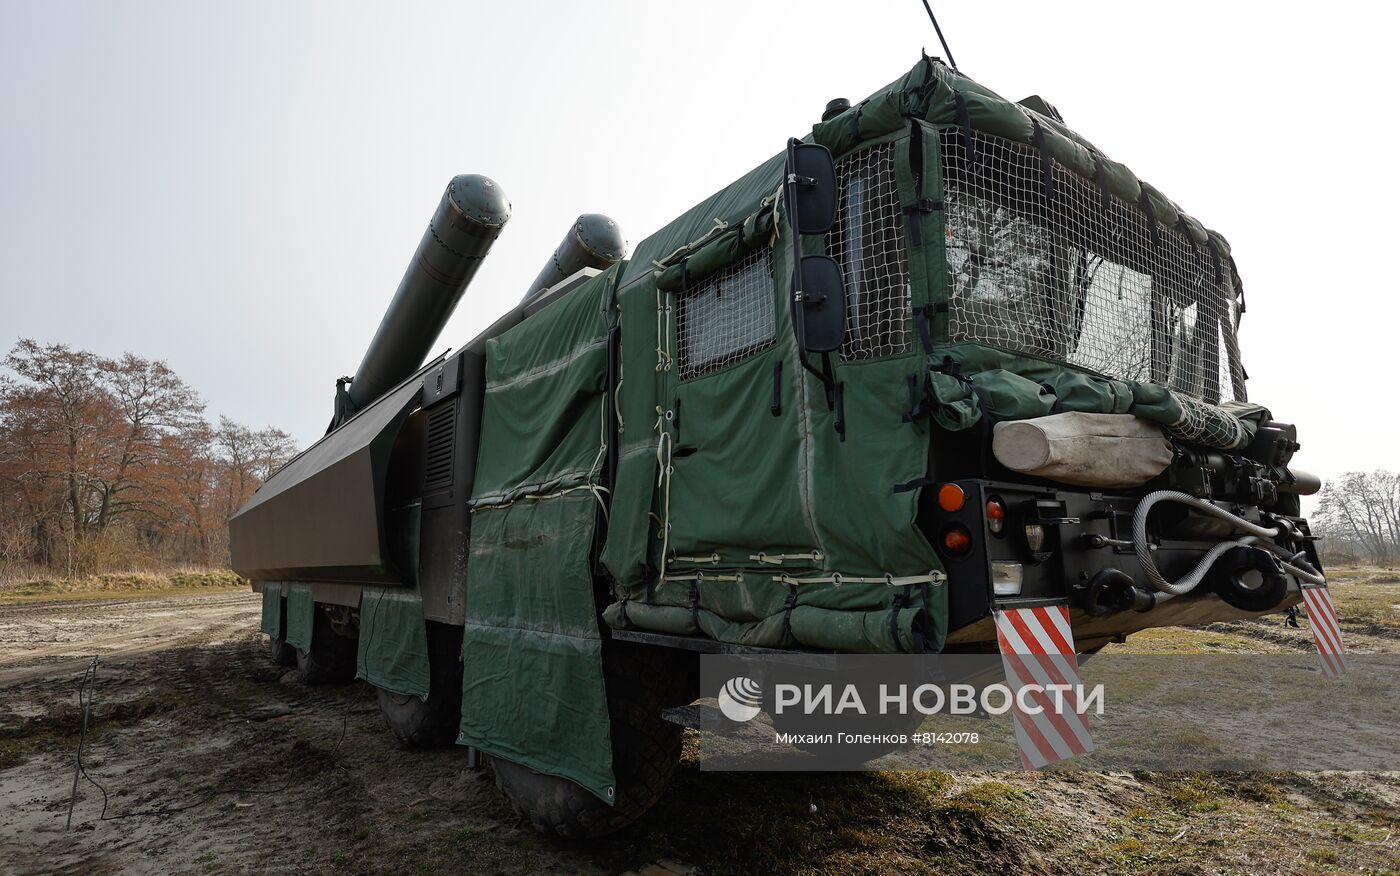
(231, 54, 1327, 837)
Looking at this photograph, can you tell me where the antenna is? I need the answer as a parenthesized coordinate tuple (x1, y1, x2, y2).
(919, 0, 959, 72)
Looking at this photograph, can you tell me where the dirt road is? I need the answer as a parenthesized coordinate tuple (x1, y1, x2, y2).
(0, 587, 1397, 875)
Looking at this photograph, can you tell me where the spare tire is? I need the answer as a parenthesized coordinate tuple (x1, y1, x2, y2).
(491, 643, 691, 839)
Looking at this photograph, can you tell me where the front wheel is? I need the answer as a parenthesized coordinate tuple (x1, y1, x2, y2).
(492, 643, 691, 839)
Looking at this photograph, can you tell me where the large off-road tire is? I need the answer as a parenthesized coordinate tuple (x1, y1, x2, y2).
(491, 644, 692, 839)
(269, 636, 297, 667)
(296, 607, 358, 685)
(377, 621, 465, 748)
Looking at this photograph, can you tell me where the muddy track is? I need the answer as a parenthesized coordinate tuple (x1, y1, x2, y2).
(0, 590, 1396, 875)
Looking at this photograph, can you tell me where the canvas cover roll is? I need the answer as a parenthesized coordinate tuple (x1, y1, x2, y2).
(993, 412, 1173, 488)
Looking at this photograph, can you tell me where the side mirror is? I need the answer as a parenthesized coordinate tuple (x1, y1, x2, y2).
(794, 255, 847, 353)
(787, 143, 838, 234)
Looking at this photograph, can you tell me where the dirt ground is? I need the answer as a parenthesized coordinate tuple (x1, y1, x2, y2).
(0, 576, 1397, 876)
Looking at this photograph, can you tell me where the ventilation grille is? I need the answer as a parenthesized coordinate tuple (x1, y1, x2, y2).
(676, 248, 776, 380)
(826, 142, 912, 361)
(941, 129, 1244, 403)
(423, 401, 456, 493)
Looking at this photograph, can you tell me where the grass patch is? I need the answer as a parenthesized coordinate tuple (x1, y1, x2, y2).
(0, 569, 247, 603)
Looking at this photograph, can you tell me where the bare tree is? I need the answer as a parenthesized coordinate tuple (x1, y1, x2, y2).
(0, 339, 298, 576)
(1315, 470, 1400, 564)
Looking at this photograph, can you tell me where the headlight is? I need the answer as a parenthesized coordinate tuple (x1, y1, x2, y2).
(991, 561, 1023, 596)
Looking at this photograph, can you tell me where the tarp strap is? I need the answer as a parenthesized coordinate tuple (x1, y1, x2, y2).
(893, 476, 933, 494)
(1207, 238, 1224, 286)
(688, 579, 701, 629)
(914, 304, 934, 354)
(953, 91, 977, 166)
(1230, 255, 1246, 319)
(902, 198, 941, 246)
(780, 583, 800, 640)
(888, 585, 912, 653)
(834, 382, 847, 443)
(1030, 118, 1056, 203)
(1138, 189, 1162, 248)
(849, 100, 866, 142)
(1177, 216, 1200, 256)
(903, 371, 931, 428)
(770, 359, 782, 417)
(1092, 153, 1111, 211)
(1040, 382, 1065, 414)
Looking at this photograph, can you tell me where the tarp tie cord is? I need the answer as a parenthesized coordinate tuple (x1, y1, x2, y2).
(1092, 152, 1111, 212)
(770, 359, 783, 417)
(893, 476, 933, 494)
(1138, 189, 1162, 249)
(654, 286, 673, 373)
(671, 552, 721, 565)
(1030, 118, 1056, 203)
(889, 585, 912, 652)
(661, 571, 743, 584)
(781, 584, 800, 640)
(750, 551, 824, 565)
(655, 218, 731, 269)
(773, 571, 946, 587)
(469, 483, 609, 516)
(654, 409, 675, 580)
(834, 382, 847, 442)
(953, 91, 977, 167)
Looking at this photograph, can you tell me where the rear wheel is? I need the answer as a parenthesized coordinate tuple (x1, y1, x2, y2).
(377, 621, 464, 748)
(269, 636, 297, 667)
(491, 643, 693, 839)
(297, 607, 358, 685)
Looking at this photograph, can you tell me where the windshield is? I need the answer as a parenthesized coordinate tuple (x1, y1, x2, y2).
(941, 129, 1245, 404)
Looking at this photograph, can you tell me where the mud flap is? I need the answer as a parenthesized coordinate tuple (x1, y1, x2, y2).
(260, 582, 283, 638)
(1300, 585, 1347, 678)
(993, 605, 1095, 769)
(285, 583, 316, 652)
(357, 587, 431, 699)
(457, 492, 616, 805)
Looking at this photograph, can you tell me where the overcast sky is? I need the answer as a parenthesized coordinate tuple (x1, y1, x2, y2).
(2, 1, 1395, 497)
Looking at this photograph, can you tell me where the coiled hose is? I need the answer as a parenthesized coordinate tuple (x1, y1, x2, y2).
(1133, 490, 1325, 596)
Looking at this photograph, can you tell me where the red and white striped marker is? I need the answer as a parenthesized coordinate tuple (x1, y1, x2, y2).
(1300, 585, 1347, 678)
(993, 605, 1094, 769)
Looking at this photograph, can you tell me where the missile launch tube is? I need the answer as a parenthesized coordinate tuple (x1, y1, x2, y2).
(522, 213, 626, 303)
(347, 174, 511, 412)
